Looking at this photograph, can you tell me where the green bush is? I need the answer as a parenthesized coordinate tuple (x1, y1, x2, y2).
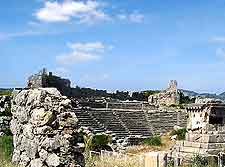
(0, 136, 13, 161)
(143, 136, 161, 146)
(93, 134, 111, 147)
(0, 107, 12, 117)
(2, 128, 13, 136)
(83, 133, 112, 152)
(191, 154, 208, 167)
(170, 128, 187, 140)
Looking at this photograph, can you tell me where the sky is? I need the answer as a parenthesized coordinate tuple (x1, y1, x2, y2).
(1, 0, 225, 93)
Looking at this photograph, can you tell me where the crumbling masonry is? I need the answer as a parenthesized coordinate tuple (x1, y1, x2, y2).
(10, 88, 84, 167)
(175, 101, 225, 157)
(148, 80, 180, 106)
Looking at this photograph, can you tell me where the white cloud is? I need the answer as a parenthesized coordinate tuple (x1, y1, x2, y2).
(35, 0, 109, 23)
(129, 12, 144, 23)
(117, 14, 127, 20)
(0, 31, 44, 40)
(69, 42, 105, 52)
(211, 36, 225, 43)
(56, 42, 109, 65)
(117, 12, 144, 23)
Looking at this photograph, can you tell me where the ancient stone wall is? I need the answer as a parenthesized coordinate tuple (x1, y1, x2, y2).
(174, 102, 225, 157)
(148, 80, 180, 106)
(11, 88, 84, 167)
(27, 69, 71, 96)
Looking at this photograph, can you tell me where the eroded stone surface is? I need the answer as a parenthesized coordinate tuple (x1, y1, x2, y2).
(148, 80, 180, 106)
(11, 88, 84, 167)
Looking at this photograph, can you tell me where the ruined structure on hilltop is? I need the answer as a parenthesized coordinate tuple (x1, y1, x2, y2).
(27, 68, 71, 96)
(148, 80, 180, 106)
(175, 101, 225, 157)
(11, 88, 84, 167)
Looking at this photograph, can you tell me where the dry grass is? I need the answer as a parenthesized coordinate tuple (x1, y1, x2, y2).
(86, 154, 144, 167)
(0, 160, 18, 167)
(125, 132, 175, 154)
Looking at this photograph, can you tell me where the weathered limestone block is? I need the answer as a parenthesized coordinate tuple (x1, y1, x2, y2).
(174, 102, 225, 158)
(11, 88, 84, 167)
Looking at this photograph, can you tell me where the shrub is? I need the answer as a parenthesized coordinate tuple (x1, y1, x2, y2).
(190, 154, 208, 167)
(93, 134, 111, 148)
(170, 128, 187, 140)
(2, 128, 13, 136)
(83, 133, 112, 152)
(143, 136, 161, 146)
(0, 107, 12, 117)
(0, 136, 13, 161)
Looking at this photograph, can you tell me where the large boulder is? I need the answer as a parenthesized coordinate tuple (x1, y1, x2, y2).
(11, 88, 84, 167)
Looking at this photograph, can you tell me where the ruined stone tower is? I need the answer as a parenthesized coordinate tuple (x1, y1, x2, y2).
(27, 68, 71, 96)
(148, 80, 180, 106)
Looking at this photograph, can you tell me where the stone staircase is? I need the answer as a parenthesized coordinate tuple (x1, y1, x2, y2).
(115, 110, 152, 137)
(91, 110, 130, 138)
(72, 108, 187, 140)
(73, 109, 105, 133)
(146, 111, 178, 134)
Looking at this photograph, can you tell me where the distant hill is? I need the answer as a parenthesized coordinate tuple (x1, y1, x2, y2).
(179, 89, 225, 101)
(179, 89, 199, 97)
(0, 88, 13, 96)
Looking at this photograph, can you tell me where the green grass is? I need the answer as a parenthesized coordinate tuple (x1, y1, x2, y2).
(0, 91, 12, 97)
(0, 136, 13, 161)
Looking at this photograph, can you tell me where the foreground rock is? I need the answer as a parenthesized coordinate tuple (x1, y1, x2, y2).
(11, 88, 84, 167)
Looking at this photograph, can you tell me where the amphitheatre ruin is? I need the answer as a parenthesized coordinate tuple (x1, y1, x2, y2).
(1, 68, 225, 167)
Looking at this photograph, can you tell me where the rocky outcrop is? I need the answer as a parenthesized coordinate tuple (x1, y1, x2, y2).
(11, 88, 84, 167)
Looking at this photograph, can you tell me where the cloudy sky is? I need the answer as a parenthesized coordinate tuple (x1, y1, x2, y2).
(1, 0, 225, 93)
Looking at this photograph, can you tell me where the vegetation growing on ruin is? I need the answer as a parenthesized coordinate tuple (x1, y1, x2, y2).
(0, 160, 18, 167)
(83, 132, 112, 152)
(179, 92, 195, 104)
(0, 107, 12, 117)
(179, 154, 218, 167)
(170, 128, 187, 140)
(126, 133, 175, 154)
(143, 136, 161, 146)
(86, 154, 141, 167)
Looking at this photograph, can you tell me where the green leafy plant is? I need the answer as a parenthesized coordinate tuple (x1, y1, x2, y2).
(143, 136, 161, 146)
(170, 128, 187, 140)
(190, 154, 208, 167)
(2, 128, 13, 136)
(84, 135, 94, 152)
(92, 134, 111, 148)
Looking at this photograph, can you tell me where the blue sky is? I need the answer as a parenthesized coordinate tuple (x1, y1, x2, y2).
(1, 0, 225, 93)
